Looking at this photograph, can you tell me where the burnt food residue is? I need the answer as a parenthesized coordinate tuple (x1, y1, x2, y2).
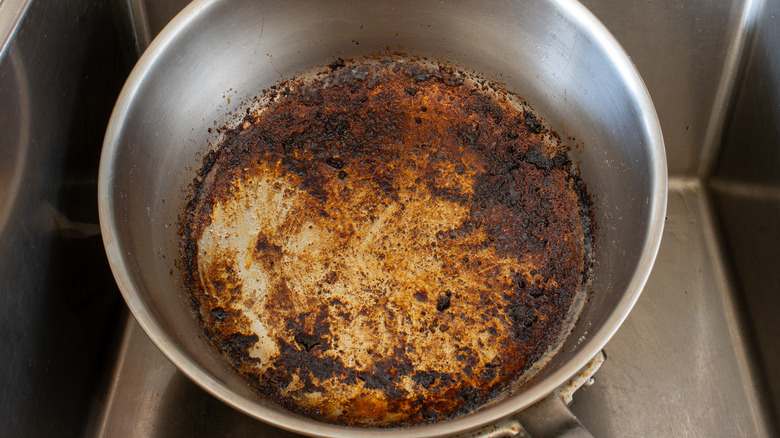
(180, 58, 594, 427)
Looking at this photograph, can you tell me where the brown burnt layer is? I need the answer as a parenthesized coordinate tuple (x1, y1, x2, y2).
(181, 59, 593, 427)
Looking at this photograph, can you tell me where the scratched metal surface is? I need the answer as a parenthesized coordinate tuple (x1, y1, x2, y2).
(569, 180, 770, 436)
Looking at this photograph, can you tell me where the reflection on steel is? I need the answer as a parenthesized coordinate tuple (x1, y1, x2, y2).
(0, 45, 28, 235)
(0, 0, 136, 435)
(0, 0, 30, 56)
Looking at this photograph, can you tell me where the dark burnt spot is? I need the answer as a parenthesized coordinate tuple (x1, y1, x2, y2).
(406, 64, 435, 83)
(200, 150, 220, 180)
(522, 149, 566, 172)
(478, 102, 504, 124)
(255, 339, 359, 410)
(210, 307, 227, 322)
(507, 303, 529, 323)
(480, 367, 496, 381)
(338, 170, 348, 180)
(551, 152, 572, 170)
(486, 355, 503, 368)
(422, 411, 439, 422)
(301, 175, 330, 204)
(253, 233, 283, 269)
(219, 332, 259, 364)
(326, 156, 345, 169)
(436, 294, 451, 312)
(453, 386, 486, 414)
(411, 370, 447, 389)
(294, 332, 322, 352)
(456, 123, 481, 147)
(371, 171, 397, 199)
(524, 111, 543, 133)
(513, 272, 525, 289)
(441, 72, 465, 87)
(301, 88, 324, 106)
(455, 346, 478, 370)
(255, 233, 280, 253)
(225, 333, 258, 350)
(404, 86, 420, 96)
(362, 357, 414, 399)
(412, 372, 436, 389)
(362, 370, 395, 393)
(329, 57, 346, 70)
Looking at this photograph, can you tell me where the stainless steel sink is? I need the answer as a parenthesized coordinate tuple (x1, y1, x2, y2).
(1, 0, 777, 436)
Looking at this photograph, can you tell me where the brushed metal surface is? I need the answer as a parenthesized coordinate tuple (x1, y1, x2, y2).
(579, 0, 756, 178)
(122, 0, 190, 57)
(98, 0, 665, 435)
(570, 179, 771, 436)
(91, 182, 773, 437)
(91, 317, 295, 438)
(710, 0, 780, 431)
(710, 188, 780, 433)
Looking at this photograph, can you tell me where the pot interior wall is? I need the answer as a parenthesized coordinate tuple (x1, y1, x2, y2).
(101, 0, 662, 432)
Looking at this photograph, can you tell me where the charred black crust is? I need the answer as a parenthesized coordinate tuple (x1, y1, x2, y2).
(523, 110, 544, 134)
(329, 57, 346, 71)
(435, 294, 451, 312)
(179, 144, 227, 314)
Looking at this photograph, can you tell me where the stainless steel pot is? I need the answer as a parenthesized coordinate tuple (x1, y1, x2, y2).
(98, 0, 667, 436)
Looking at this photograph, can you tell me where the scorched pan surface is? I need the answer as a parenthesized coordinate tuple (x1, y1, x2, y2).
(180, 59, 594, 427)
